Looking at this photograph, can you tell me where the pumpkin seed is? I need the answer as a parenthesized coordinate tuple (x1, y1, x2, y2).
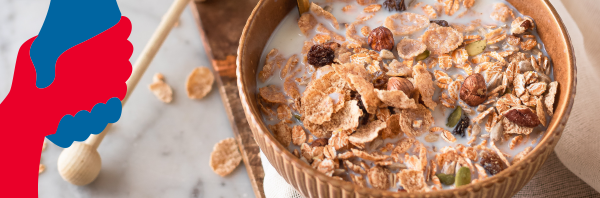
(294, 114, 302, 120)
(455, 167, 472, 187)
(436, 173, 455, 185)
(447, 106, 462, 127)
(416, 50, 430, 61)
(466, 39, 487, 56)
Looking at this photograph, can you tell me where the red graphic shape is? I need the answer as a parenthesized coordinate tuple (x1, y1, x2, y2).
(0, 16, 132, 197)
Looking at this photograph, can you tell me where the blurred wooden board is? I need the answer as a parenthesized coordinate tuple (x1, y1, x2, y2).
(188, 0, 264, 198)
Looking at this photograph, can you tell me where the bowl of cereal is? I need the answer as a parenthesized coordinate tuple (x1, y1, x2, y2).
(237, 0, 576, 197)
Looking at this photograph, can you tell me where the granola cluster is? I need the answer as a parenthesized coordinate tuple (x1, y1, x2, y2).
(257, 0, 557, 192)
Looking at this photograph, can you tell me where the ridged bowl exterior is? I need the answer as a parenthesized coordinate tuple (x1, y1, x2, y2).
(237, 0, 576, 197)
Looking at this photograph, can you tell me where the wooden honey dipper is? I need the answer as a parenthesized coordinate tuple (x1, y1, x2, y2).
(57, 0, 192, 186)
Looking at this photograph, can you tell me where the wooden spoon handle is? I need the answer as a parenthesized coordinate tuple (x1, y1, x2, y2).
(85, 0, 192, 149)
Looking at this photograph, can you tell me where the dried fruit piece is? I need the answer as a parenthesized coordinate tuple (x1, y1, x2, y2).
(383, 0, 406, 12)
(455, 167, 471, 187)
(308, 44, 336, 67)
(186, 67, 215, 99)
(447, 106, 463, 127)
(465, 39, 487, 56)
(368, 26, 395, 51)
(480, 149, 506, 175)
(436, 173, 455, 185)
(210, 138, 242, 177)
(397, 38, 427, 59)
(453, 116, 470, 137)
(415, 50, 430, 61)
(384, 13, 430, 36)
(504, 106, 540, 127)
(148, 73, 173, 103)
(460, 74, 488, 106)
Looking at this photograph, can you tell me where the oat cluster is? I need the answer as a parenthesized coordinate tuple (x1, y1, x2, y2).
(257, 0, 557, 192)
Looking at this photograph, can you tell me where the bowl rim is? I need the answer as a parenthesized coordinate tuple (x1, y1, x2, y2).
(236, 0, 577, 196)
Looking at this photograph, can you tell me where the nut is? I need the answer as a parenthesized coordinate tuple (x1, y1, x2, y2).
(368, 26, 395, 51)
(504, 106, 541, 127)
(387, 77, 414, 96)
(459, 74, 487, 106)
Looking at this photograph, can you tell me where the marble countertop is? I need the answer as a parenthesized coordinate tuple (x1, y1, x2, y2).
(1, 0, 254, 197)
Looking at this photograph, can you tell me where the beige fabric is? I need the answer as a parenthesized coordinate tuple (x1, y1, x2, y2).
(260, 0, 600, 197)
(551, 0, 600, 193)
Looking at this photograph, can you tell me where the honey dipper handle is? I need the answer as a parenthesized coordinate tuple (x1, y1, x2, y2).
(84, 0, 191, 149)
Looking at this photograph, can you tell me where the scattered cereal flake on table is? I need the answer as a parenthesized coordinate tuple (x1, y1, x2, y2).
(186, 67, 215, 100)
(375, 89, 417, 109)
(398, 169, 428, 192)
(209, 138, 242, 177)
(298, 13, 317, 36)
(544, 81, 558, 116)
(310, 3, 339, 30)
(397, 38, 427, 59)
(368, 166, 391, 190)
(349, 120, 386, 144)
(148, 73, 173, 103)
(422, 25, 463, 55)
(413, 64, 437, 110)
(490, 3, 514, 22)
(39, 164, 45, 174)
(384, 13, 430, 36)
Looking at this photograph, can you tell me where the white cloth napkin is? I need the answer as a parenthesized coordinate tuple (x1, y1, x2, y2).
(259, 0, 600, 196)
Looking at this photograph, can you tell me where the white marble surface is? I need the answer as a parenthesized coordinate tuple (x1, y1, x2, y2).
(0, 0, 254, 197)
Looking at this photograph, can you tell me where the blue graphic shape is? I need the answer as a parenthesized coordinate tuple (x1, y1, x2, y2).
(46, 97, 122, 148)
(29, 0, 121, 88)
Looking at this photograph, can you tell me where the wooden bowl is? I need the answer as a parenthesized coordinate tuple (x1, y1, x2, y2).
(237, 0, 576, 197)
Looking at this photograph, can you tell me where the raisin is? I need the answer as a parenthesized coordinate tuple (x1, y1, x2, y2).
(452, 115, 470, 137)
(307, 44, 335, 67)
(480, 150, 506, 175)
(351, 93, 370, 125)
(312, 138, 329, 147)
(383, 0, 406, 12)
(430, 20, 449, 27)
(371, 71, 390, 90)
(520, 20, 532, 29)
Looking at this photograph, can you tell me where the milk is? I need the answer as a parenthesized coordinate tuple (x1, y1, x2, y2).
(256, 0, 552, 189)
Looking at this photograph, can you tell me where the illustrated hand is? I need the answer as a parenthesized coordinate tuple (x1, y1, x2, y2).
(4, 17, 132, 142)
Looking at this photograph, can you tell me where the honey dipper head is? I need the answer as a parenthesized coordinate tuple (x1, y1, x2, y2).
(57, 142, 102, 186)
